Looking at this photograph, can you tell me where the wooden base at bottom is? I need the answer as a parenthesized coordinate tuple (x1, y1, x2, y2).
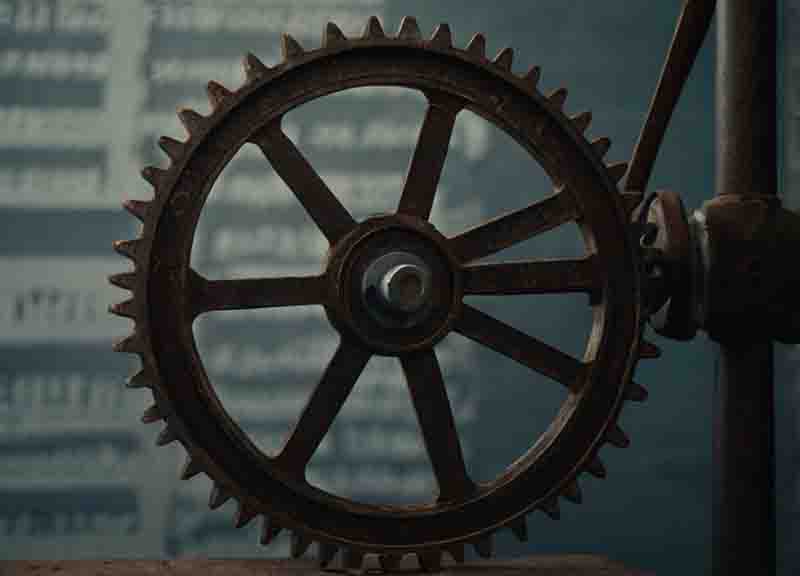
(0, 556, 652, 576)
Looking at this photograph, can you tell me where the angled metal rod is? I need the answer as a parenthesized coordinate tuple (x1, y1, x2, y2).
(626, 0, 717, 193)
(713, 1, 777, 574)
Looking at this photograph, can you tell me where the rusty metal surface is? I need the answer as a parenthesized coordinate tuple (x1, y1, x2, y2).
(713, 1, 777, 574)
(698, 195, 800, 344)
(110, 15, 652, 570)
(640, 191, 696, 340)
(0, 557, 653, 576)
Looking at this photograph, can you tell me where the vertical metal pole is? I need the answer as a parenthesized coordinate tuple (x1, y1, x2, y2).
(714, 1, 777, 574)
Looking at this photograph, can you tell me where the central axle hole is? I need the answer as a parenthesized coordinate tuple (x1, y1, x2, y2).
(381, 264, 427, 313)
(360, 251, 433, 327)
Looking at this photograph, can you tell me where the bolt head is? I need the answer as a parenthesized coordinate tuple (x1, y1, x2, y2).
(380, 264, 429, 313)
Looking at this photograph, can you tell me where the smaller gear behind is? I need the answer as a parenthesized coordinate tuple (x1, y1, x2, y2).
(110, 16, 659, 572)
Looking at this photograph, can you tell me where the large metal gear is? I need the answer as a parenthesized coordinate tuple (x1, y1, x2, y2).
(110, 16, 657, 571)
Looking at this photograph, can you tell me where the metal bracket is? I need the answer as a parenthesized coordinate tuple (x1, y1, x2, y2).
(636, 192, 800, 345)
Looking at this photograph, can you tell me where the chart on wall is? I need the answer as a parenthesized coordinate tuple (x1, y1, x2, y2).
(0, 0, 504, 558)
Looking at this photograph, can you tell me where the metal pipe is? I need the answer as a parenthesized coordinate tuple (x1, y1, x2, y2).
(713, 1, 777, 574)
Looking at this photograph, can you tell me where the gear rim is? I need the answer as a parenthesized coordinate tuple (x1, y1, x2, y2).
(111, 16, 649, 568)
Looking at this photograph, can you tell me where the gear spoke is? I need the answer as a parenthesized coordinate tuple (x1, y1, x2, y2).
(454, 305, 587, 389)
(462, 257, 599, 296)
(251, 119, 356, 244)
(448, 190, 579, 263)
(276, 339, 371, 478)
(189, 270, 328, 317)
(397, 92, 461, 220)
(400, 350, 476, 501)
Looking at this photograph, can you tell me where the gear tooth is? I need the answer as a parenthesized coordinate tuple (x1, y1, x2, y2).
(206, 80, 233, 109)
(397, 16, 421, 40)
(281, 33, 304, 59)
(140, 166, 166, 188)
(126, 368, 151, 389)
(607, 162, 628, 183)
(466, 33, 486, 58)
(109, 272, 136, 291)
(113, 332, 143, 355)
(626, 381, 649, 403)
(429, 23, 452, 48)
(563, 480, 583, 504)
(547, 88, 568, 110)
(493, 47, 514, 70)
(592, 137, 612, 158)
(243, 52, 269, 81)
(290, 531, 312, 558)
(509, 517, 528, 542)
(606, 424, 631, 448)
(323, 21, 347, 47)
(363, 15, 385, 38)
(260, 516, 282, 546)
(540, 497, 561, 520)
(180, 455, 203, 480)
(123, 199, 150, 222)
(379, 553, 402, 571)
(621, 192, 644, 218)
(317, 542, 338, 568)
(156, 425, 178, 446)
(158, 136, 184, 161)
(109, 299, 136, 319)
(586, 456, 607, 479)
(571, 111, 592, 133)
(639, 340, 662, 359)
(234, 501, 258, 528)
(343, 548, 364, 571)
(446, 545, 465, 564)
(472, 535, 493, 558)
(209, 483, 232, 510)
(524, 65, 541, 86)
(115, 297, 139, 321)
(418, 550, 442, 572)
(113, 239, 141, 262)
(177, 108, 206, 136)
(141, 404, 163, 424)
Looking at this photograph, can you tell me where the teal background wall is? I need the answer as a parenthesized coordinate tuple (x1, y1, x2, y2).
(0, 2, 795, 574)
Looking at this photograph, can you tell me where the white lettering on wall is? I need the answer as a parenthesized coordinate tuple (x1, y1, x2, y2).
(0, 258, 133, 343)
(0, 166, 105, 208)
(0, 371, 145, 435)
(149, 4, 385, 39)
(0, 50, 109, 79)
(0, 1, 109, 34)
